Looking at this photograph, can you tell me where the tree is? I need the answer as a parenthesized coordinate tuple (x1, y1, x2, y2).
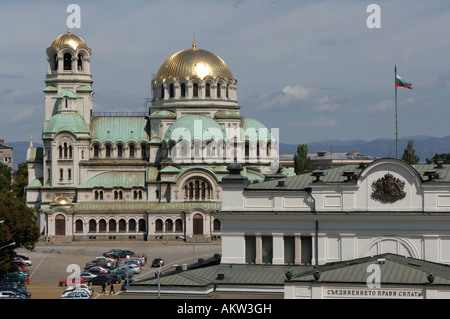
(294, 144, 311, 175)
(401, 140, 420, 164)
(0, 162, 40, 276)
(426, 153, 450, 164)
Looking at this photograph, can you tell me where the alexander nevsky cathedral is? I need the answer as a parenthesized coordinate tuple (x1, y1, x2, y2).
(25, 29, 294, 243)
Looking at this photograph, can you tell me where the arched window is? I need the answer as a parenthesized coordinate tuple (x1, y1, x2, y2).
(95, 191, 99, 200)
(141, 144, 146, 159)
(99, 219, 107, 232)
(77, 54, 83, 71)
(59, 145, 63, 158)
(67, 169, 71, 180)
(63, 53, 72, 70)
(169, 84, 174, 98)
(75, 220, 83, 232)
(193, 83, 199, 97)
(175, 219, 183, 232)
(155, 219, 163, 232)
(59, 169, 64, 180)
(161, 86, 165, 99)
(165, 219, 173, 232)
(129, 145, 135, 158)
(217, 84, 221, 98)
(138, 219, 146, 232)
(105, 145, 111, 158)
(205, 83, 211, 98)
(119, 219, 126, 232)
(184, 178, 212, 201)
(117, 145, 123, 158)
(181, 83, 186, 98)
(213, 219, 221, 231)
(108, 220, 117, 233)
(64, 143, 68, 158)
(129, 219, 136, 232)
(94, 145, 100, 158)
(89, 219, 96, 232)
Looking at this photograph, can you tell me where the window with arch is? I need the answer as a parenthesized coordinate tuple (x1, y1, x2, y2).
(105, 144, 111, 157)
(213, 219, 221, 232)
(141, 144, 147, 159)
(94, 144, 100, 158)
(114, 190, 123, 200)
(161, 86, 165, 99)
(108, 220, 117, 233)
(133, 190, 143, 200)
(165, 219, 173, 232)
(77, 54, 83, 71)
(99, 219, 107, 232)
(129, 219, 136, 232)
(59, 169, 64, 180)
(119, 219, 126, 232)
(89, 219, 96, 232)
(205, 83, 211, 98)
(67, 169, 72, 180)
(155, 219, 163, 232)
(129, 144, 135, 158)
(183, 177, 213, 201)
(138, 219, 146, 232)
(169, 84, 174, 98)
(193, 83, 199, 97)
(95, 190, 104, 200)
(117, 144, 123, 158)
(217, 84, 221, 98)
(180, 83, 186, 98)
(75, 220, 83, 232)
(175, 219, 183, 232)
(63, 53, 72, 70)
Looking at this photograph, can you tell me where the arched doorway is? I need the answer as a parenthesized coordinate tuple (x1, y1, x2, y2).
(55, 214, 66, 236)
(193, 214, 203, 235)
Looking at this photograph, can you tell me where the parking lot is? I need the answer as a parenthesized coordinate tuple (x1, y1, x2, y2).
(16, 240, 221, 299)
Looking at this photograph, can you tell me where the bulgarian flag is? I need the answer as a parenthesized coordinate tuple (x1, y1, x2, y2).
(396, 74, 413, 89)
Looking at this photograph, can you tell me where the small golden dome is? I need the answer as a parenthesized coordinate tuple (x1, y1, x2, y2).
(50, 194, 73, 207)
(153, 44, 235, 83)
(47, 29, 91, 54)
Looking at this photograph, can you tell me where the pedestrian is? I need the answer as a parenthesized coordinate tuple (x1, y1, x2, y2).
(110, 283, 115, 295)
(101, 281, 106, 294)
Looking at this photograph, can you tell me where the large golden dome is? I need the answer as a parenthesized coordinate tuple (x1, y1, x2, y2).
(47, 29, 91, 54)
(153, 42, 235, 83)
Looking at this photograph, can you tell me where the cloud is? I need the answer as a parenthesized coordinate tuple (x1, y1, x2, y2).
(288, 115, 338, 129)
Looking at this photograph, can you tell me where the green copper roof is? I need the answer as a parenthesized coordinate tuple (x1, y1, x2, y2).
(43, 112, 90, 138)
(241, 117, 275, 143)
(163, 114, 226, 143)
(91, 117, 149, 144)
(76, 85, 92, 93)
(27, 147, 43, 162)
(77, 171, 146, 189)
(214, 110, 241, 119)
(57, 90, 77, 99)
(149, 110, 177, 119)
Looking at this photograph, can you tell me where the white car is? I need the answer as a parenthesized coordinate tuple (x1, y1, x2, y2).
(60, 290, 90, 299)
(80, 271, 97, 282)
(63, 284, 93, 296)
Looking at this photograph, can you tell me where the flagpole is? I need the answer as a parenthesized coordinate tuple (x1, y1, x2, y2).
(395, 65, 398, 159)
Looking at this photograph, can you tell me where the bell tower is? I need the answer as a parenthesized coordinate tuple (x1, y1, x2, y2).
(44, 29, 93, 125)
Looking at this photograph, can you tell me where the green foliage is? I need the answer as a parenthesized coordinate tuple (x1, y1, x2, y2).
(426, 153, 450, 164)
(293, 144, 311, 175)
(0, 162, 11, 182)
(400, 140, 420, 164)
(0, 162, 40, 277)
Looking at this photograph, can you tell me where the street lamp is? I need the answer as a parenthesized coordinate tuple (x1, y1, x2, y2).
(151, 259, 163, 299)
(0, 241, 15, 250)
(179, 234, 210, 264)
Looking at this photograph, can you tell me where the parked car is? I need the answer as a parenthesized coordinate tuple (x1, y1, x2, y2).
(0, 290, 29, 299)
(108, 274, 122, 284)
(80, 271, 97, 282)
(0, 287, 31, 298)
(116, 250, 135, 258)
(110, 269, 133, 279)
(85, 266, 109, 274)
(2, 272, 27, 284)
(151, 258, 164, 267)
(62, 284, 93, 296)
(91, 274, 111, 286)
(12, 257, 32, 266)
(103, 249, 123, 258)
(61, 287, 92, 298)
(58, 276, 85, 286)
(0, 282, 27, 292)
(59, 290, 90, 299)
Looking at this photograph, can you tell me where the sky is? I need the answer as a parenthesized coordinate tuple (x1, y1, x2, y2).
(1, 0, 450, 147)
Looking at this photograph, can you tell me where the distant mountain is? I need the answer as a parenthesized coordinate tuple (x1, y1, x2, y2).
(280, 135, 450, 163)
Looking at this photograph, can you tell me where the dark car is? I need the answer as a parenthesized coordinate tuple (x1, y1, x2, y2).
(91, 275, 111, 286)
(103, 249, 122, 258)
(0, 282, 27, 292)
(151, 258, 164, 267)
(107, 274, 122, 284)
(0, 287, 31, 298)
(116, 250, 135, 258)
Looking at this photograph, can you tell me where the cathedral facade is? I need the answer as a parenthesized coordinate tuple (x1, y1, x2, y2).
(25, 30, 292, 243)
